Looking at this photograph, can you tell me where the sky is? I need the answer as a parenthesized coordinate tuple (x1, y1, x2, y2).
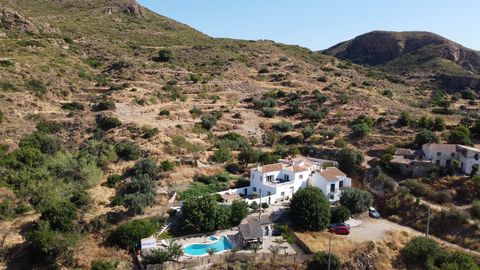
(138, 0, 480, 51)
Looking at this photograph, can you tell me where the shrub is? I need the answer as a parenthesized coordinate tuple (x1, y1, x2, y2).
(302, 127, 315, 139)
(397, 111, 412, 126)
(252, 97, 277, 109)
(230, 200, 249, 225)
(115, 141, 141, 161)
(433, 190, 453, 204)
(36, 120, 62, 134)
(211, 146, 233, 163)
(141, 125, 159, 139)
(439, 251, 479, 270)
(339, 188, 373, 214)
(402, 180, 428, 197)
(200, 115, 217, 130)
(261, 107, 278, 118)
(79, 140, 117, 167)
(307, 252, 341, 270)
(159, 109, 170, 116)
(40, 200, 78, 232)
(93, 101, 116, 111)
(317, 76, 327, 82)
(181, 195, 232, 233)
(108, 218, 162, 249)
(402, 237, 444, 267)
(330, 206, 351, 223)
(91, 260, 117, 270)
(351, 115, 374, 138)
(106, 174, 123, 188)
(414, 130, 439, 147)
(133, 159, 158, 178)
(189, 107, 202, 118)
(155, 49, 173, 62)
(96, 115, 122, 130)
(289, 187, 331, 230)
(433, 117, 446, 131)
(382, 89, 393, 99)
(123, 193, 156, 215)
(61, 102, 85, 111)
(462, 89, 477, 100)
(26, 79, 47, 95)
(273, 121, 294, 132)
(238, 147, 261, 164)
(160, 160, 174, 172)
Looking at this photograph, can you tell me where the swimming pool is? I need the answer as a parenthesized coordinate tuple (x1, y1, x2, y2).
(183, 236, 233, 256)
(208, 236, 218, 241)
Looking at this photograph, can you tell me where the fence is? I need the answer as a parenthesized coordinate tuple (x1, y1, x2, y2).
(146, 253, 312, 270)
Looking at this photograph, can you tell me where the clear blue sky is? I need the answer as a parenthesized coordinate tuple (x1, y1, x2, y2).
(138, 0, 480, 51)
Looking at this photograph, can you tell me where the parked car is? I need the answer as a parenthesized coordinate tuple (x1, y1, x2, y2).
(328, 223, 351, 230)
(328, 225, 350, 235)
(369, 207, 380, 218)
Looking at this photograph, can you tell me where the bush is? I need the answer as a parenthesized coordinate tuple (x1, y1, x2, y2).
(93, 101, 116, 112)
(351, 115, 374, 138)
(106, 174, 122, 188)
(462, 89, 477, 100)
(40, 200, 78, 232)
(36, 120, 62, 134)
(181, 195, 232, 233)
(91, 260, 117, 270)
(211, 146, 233, 163)
(261, 107, 278, 118)
(108, 218, 162, 249)
(230, 200, 249, 225)
(402, 180, 428, 197)
(339, 188, 373, 214)
(433, 190, 453, 204)
(337, 148, 363, 175)
(382, 89, 393, 99)
(96, 115, 122, 130)
(123, 193, 156, 215)
(200, 115, 217, 130)
(397, 111, 412, 126)
(252, 97, 277, 109)
(414, 130, 439, 147)
(142, 242, 183, 265)
(238, 147, 261, 164)
(79, 140, 117, 167)
(133, 159, 158, 178)
(402, 237, 444, 267)
(115, 141, 141, 161)
(155, 49, 173, 62)
(61, 102, 85, 111)
(330, 206, 351, 223)
(159, 109, 170, 116)
(307, 252, 341, 270)
(160, 160, 174, 172)
(189, 107, 202, 118)
(26, 79, 47, 95)
(273, 121, 294, 132)
(289, 187, 331, 230)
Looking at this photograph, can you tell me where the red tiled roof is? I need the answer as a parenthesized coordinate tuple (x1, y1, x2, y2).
(318, 167, 346, 181)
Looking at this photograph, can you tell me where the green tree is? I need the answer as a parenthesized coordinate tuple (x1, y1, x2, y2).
(448, 125, 473, 146)
(330, 206, 351, 223)
(91, 260, 117, 270)
(414, 130, 439, 147)
(439, 251, 480, 270)
(337, 148, 364, 175)
(40, 200, 78, 232)
(272, 121, 294, 132)
(289, 187, 331, 230)
(351, 115, 374, 138)
(133, 158, 158, 178)
(181, 195, 222, 233)
(238, 147, 261, 164)
(433, 117, 446, 131)
(230, 200, 248, 225)
(339, 188, 373, 214)
(397, 111, 412, 127)
(108, 218, 161, 249)
(402, 237, 444, 268)
(307, 251, 341, 270)
(156, 49, 173, 62)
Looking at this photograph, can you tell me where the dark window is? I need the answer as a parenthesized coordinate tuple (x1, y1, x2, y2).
(436, 160, 440, 166)
(451, 153, 455, 157)
(437, 152, 441, 156)
(284, 175, 289, 181)
(339, 181, 344, 188)
(253, 187, 256, 192)
(267, 175, 273, 182)
(330, 183, 335, 192)
(475, 154, 479, 161)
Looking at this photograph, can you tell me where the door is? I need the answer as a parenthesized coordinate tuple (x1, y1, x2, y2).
(244, 188, 247, 196)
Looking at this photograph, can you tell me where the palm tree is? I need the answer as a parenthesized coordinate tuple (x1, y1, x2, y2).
(206, 247, 217, 256)
(268, 245, 280, 268)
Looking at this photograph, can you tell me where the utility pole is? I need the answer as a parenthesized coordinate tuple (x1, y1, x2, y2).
(327, 234, 332, 270)
(426, 209, 430, 238)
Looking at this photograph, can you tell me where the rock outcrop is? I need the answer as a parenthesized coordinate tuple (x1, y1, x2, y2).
(0, 7, 56, 33)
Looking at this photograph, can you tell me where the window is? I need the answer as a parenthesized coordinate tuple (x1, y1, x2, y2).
(435, 160, 440, 166)
(281, 191, 285, 196)
(475, 154, 479, 161)
(451, 153, 455, 157)
(330, 194, 334, 200)
(299, 174, 303, 179)
(267, 191, 271, 196)
(339, 181, 344, 188)
(284, 175, 289, 181)
(437, 152, 441, 156)
(267, 175, 273, 182)
(330, 183, 335, 192)
(253, 187, 256, 192)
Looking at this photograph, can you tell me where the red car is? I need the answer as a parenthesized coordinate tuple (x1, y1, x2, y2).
(328, 225, 350, 235)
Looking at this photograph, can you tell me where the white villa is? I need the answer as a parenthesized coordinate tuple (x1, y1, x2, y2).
(243, 157, 351, 203)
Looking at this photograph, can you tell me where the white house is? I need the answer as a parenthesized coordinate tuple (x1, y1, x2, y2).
(311, 167, 352, 202)
(422, 143, 480, 175)
(243, 157, 351, 204)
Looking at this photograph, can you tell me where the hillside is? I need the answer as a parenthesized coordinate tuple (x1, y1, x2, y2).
(1, 1, 479, 269)
(323, 31, 480, 90)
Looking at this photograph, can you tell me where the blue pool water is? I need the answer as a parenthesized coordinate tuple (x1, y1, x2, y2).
(208, 236, 218, 241)
(183, 236, 233, 256)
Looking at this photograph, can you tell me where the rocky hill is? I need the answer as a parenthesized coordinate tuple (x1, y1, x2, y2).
(323, 31, 480, 90)
(1, 1, 479, 269)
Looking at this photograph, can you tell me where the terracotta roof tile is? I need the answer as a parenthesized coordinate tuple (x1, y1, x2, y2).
(318, 167, 346, 181)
